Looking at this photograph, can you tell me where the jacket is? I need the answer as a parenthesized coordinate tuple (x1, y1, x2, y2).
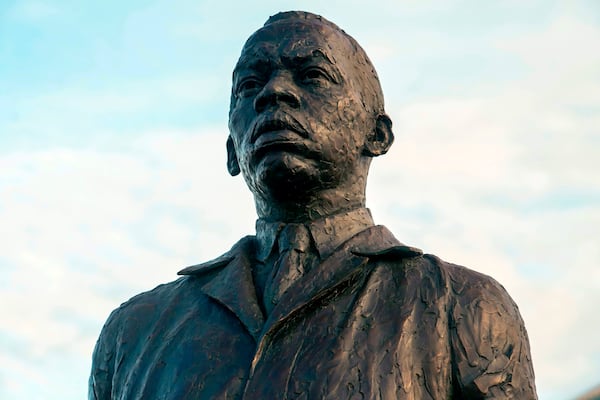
(89, 225, 537, 399)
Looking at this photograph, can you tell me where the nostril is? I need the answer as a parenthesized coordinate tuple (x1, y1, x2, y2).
(279, 92, 300, 108)
(254, 92, 276, 112)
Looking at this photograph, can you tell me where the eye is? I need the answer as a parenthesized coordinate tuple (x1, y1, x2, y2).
(300, 67, 332, 84)
(236, 78, 263, 97)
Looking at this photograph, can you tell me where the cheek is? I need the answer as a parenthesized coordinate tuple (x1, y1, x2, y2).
(305, 94, 363, 133)
(229, 97, 256, 132)
(229, 108, 247, 135)
(229, 110, 252, 159)
(335, 97, 365, 134)
(305, 96, 337, 135)
(328, 97, 369, 158)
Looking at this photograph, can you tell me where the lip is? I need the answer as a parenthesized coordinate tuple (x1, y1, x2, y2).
(250, 113, 308, 144)
(251, 130, 317, 163)
(254, 130, 302, 147)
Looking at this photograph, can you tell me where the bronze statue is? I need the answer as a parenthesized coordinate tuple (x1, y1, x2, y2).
(90, 11, 537, 399)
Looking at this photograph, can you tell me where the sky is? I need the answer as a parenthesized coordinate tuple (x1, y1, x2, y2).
(1, 0, 599, 399)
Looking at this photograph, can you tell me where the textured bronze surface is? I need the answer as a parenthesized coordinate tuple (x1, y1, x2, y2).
(90, 11, 537, 399)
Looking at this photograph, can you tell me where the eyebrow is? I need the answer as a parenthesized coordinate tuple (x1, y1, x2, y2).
(281, 49, 334, 68)
(235, 47, 334, 69)
(233, 56, 272, 77)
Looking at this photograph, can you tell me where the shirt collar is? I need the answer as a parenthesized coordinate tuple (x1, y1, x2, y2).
(255, 208, 374, 262)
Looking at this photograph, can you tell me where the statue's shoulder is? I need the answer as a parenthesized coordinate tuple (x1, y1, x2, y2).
(420, 256, 536, 398)
(98, 277, 194, 333)
(421, 253, 514, 303)
(419, 254, 526, 336)
(121, 277, 192, 308)
(102, 235, 256, 327)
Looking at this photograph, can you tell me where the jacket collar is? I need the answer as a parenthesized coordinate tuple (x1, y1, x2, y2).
(178, 227, 422, 341)
(255, 208, 375, 262)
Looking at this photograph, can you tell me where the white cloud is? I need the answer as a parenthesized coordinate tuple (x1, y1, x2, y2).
(11, 76, 228, 121)
(0, 129, 256, 399)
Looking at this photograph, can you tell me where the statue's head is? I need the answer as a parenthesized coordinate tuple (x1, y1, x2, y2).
(227, 11, 393, 217)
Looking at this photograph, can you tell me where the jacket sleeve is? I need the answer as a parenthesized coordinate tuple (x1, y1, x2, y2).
(449, 270, 537, 399)
(89, 308, 121, 400)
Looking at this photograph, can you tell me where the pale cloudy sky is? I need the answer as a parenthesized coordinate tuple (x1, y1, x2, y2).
(1, 1, 599, 399)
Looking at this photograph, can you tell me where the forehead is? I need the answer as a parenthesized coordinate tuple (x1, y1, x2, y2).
(235, 20, 353, 72)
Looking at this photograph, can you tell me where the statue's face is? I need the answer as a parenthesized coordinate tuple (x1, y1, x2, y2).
(228, 19, 376, 199)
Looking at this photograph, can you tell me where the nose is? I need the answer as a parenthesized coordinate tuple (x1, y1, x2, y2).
(253, 72, 300, 113)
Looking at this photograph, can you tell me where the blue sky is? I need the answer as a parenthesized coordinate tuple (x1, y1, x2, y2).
(1, 1, 599, 399)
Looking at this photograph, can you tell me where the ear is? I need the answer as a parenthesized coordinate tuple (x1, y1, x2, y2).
(226, 136, 241, 176)
(363, 114, 394, 157)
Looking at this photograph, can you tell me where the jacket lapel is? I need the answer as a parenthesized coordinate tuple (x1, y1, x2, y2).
(262, 225, 422, 336)
(177, 227, 423, 343)
(178, 236, 265, 341)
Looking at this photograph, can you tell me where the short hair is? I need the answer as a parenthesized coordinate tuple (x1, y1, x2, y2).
(250, 11, 386, 117)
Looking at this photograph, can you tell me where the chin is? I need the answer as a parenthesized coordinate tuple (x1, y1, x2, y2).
(254, 153, 322, 201)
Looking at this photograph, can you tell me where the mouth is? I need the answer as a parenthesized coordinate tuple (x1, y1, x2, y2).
(250, 113, 308, 144)
(251, 132, 314, 162)
(248, 113, 318, 164)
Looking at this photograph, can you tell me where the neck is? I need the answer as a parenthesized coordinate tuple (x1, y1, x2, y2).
(254, 185, 367, 223)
